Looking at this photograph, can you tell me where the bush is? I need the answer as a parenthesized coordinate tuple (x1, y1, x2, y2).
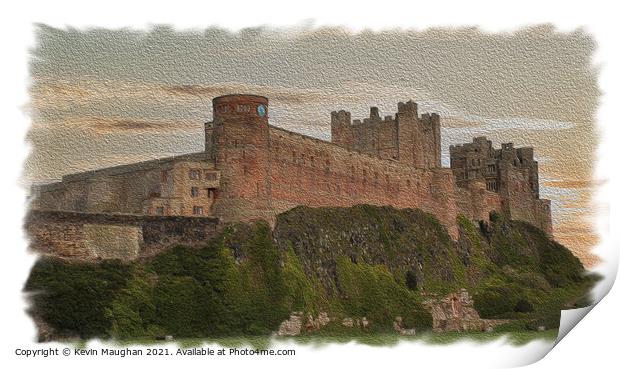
(25, 258, 132, 338)
(474, 284, 521, 318)
(405, 270, 418, 291)
(335, 258, 432, 330)
(514, 299, 534, 313)
(105, 271, 158, 339)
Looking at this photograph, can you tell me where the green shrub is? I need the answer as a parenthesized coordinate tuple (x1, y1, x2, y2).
(105, 271, 158, 339)
(474, 282, 521, 318)
(514, 299, 534, 313)
(25, 258, 132, 338)
(335, 257, 432, 330)
(405, 270, 418, 291)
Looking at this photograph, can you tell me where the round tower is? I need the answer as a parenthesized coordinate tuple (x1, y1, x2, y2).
(209, 94, 273, 222)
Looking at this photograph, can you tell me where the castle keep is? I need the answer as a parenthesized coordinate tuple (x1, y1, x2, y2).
(32, 94, 552, 243)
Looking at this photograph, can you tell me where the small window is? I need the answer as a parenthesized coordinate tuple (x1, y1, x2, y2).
(161, 170, 168, 183)
(189, 169, 201, 180)
(205, 172, 217, 181)
(191, 187, 199, 197)
(63, 229, 73, 241)
(236, 104, 251, 113)
(192, 206, 204, 215)
(156, 206, 165, 215)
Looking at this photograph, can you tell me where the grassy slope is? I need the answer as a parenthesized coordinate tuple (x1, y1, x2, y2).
(24, 206, 597, 341)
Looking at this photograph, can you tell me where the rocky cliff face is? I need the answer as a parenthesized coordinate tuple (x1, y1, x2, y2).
(272, 205, 594, 331)
(273, 205, 463, 295)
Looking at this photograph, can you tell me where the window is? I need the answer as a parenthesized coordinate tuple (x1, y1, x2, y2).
(63, 228, 74, 241)
(192, 206, 204, 215)
(189, 169, 201, 180)
(205, 172, 217, 181)
(191, 187, 199, 197)
(161, 170, 168, 183)
(487, 164, 496, 173)
(236, 104, 251, 113)
(156, 206, 165, 215)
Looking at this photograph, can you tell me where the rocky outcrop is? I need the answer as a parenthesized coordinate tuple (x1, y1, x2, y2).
(306, 312, 330, 333)
(393, 316, 416, 336)
(277, 312, 303, 336)
(278, 312, 332, 336)
(423, 289, 508, 332)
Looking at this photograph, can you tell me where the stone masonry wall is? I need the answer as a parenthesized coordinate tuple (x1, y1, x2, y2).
(267, 127, 462, 238)
(25, 211, 220, 261)
(33, 153, 217, 218)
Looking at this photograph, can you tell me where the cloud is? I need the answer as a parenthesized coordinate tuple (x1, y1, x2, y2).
(30, 116, 201, 135)
(541, 179, 605, 189)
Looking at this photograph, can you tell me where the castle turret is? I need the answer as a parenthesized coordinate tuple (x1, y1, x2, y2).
(208, 94, 273, 222)
(396, 100, 441, 168)
(330, 110, 353, 147)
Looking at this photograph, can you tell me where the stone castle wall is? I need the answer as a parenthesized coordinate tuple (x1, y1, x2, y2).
(207, 95, 550, 239)
(265, 126, 463, 238)
(30, 94, 553, 247)
(25, 211, 220, 260)
(33, 153, 219, 218)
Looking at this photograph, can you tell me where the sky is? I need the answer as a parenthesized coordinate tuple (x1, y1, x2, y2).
(24, 24, 601, 266)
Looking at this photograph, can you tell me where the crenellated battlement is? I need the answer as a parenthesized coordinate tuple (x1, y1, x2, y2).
(450, 136, 541, 198)
(332, 107, 397, 127)
(330, 110, 352, 126)
(330, 100, 441, 167)
(331, 100, 434, 130)
(397, 100, 418, 116)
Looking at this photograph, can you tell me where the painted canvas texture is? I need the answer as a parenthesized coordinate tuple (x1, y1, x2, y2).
(21, 24, 605, 360)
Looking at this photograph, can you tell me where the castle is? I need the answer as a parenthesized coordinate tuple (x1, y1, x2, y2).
(32, 94, 552, 240)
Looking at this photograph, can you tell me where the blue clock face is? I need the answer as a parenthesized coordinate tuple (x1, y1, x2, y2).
(257, 104, 266, 117)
